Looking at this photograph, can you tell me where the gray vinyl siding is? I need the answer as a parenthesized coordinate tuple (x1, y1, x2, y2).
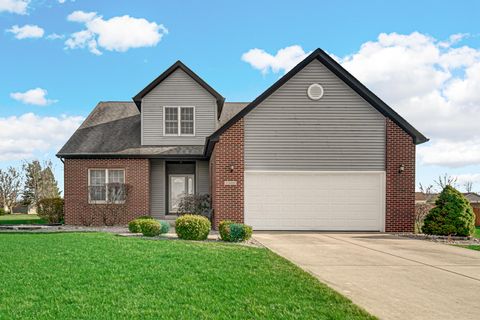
(142, 68, 217, 145)
(150, 160, 165, 217)
(244, 59, 386, 171)
(196, 160, 210, 195)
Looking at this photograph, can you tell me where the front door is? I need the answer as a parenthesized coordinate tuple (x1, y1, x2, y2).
(169, 174, 194, 213)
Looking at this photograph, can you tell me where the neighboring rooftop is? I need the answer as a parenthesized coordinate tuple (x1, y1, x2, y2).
(415, 192, 480, 204)
(57, 101, 249, 158)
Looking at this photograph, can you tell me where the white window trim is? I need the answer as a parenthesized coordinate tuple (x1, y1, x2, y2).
(88, 168, 126, 204)
(163, 106, 195, 137)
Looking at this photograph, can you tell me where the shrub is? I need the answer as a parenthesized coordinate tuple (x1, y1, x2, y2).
(175, 214, 211, 240)
(159, 220, 170, 234)
(141, 220, 161, 237)
(177, 194, 212, 218)
(219, 221, 253, 242)
(219, 220, 235, 241)
(422, 185, 476, 237)
(128, 219, 143, 233)
(0, 207, 6, 216)
(37, 198, 64, 224)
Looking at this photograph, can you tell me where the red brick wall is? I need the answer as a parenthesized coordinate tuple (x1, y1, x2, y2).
(386, 118, 416, 232)
(64, 159, 150, 225)
(211, 119, 244, 229)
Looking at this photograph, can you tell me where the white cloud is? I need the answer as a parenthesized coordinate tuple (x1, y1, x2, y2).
(0, 113, 83, 161)
(242, 45, 311, 74)
(0, 0, 29, 14)
(67, 10, 97, 23)
(58, 0, 66, 3)
(244, 33, 480, 168)
(65, 11, 168, 55)
(10, 88, 57, 106)
(7, 24, 44, 39)
(46, 33, 64, 40)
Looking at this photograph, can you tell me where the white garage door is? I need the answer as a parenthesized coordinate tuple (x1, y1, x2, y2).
(245, 171, 385, 231)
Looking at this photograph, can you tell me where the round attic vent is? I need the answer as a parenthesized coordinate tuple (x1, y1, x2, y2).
(307, 83, 324, 100)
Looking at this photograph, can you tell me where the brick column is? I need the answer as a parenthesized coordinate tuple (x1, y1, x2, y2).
(211, 118, 244, 229)
(385, 118, 415, 232)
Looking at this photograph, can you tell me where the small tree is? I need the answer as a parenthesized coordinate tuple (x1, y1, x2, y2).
(86, 183, 131, 226)
(415, 183, 434, 232)
(463, 181, 473, 193)
(22, 160, 60, 208)
(434, 173, 457, 190)
(177, 194, 211, 218)
(0, 167, 23, 213)
(422, 185, 475, 236)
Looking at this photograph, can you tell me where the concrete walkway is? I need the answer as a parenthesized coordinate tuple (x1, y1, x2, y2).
(254, 232, 480, 320)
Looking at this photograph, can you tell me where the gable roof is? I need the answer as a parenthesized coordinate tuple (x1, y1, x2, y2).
(205, 48, 428, 156)
(57, 102, 205, 158)
(57, 101, 249, 159)
(132, 60, 225, 117)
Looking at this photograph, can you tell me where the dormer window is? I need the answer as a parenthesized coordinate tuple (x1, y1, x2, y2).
(164, 106, 195, 136)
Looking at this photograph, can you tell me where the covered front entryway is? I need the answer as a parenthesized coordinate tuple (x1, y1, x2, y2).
(244, 171, 385, 231)
(150, 160, 210, 218)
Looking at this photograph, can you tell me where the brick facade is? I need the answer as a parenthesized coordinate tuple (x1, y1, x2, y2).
(64, 159, 150, 225)
(385, 118, 416, 232)
(210, 118, 244, 229)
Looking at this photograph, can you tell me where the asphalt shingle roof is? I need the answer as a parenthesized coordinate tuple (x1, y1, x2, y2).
(57, 101, 248, 158)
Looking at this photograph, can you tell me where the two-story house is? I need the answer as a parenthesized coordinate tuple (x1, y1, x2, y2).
(57, 48, 428, 231)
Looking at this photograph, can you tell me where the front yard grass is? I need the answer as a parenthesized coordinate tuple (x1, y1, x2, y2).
(0, 214, 46, 225)
(0, 233, 374, 320)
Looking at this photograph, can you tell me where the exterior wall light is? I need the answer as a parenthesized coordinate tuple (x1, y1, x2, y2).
(399, 164, 405, 173)
(230, 165, 234, 173)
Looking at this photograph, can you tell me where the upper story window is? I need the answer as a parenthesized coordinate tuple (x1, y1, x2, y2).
(88, 169, 126, 204)
(164, 106, 195, 136)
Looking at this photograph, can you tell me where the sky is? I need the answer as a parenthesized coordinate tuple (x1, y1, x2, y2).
(1, 0, 480, 193)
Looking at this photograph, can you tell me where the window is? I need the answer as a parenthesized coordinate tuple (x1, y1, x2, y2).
(88, 169, 125, 203)
(164, 106, 195, 136)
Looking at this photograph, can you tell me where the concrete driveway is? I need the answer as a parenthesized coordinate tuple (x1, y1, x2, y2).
(254, 232, 480, 320)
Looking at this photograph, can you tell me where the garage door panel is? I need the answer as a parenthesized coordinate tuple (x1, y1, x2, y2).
(245, 171, 385, 231)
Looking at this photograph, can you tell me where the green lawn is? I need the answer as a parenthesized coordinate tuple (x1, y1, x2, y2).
(475, 227, 480, 239)
(0, 233, 374, 320)
(0, 214, 46, 225)
(457, 245, 480, 251)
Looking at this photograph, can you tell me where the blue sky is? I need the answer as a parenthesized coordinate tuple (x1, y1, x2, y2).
(1, 0, 480, 192)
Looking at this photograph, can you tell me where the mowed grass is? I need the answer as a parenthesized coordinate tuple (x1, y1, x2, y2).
(0, 214, 46, 225)
(0, 233, 374, 320)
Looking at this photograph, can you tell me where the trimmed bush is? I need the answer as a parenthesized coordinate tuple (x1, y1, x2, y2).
(219, 220, 235, 241)
(422, 185, 476, 236)
(219, 221, 253, 242)
(175, 214, 211, 240)
(37, 198, 64, 224)
(159, 220, 170, 234)
(141, 220, 161, 237)
(128, 219, 143, 233)
(0, 207, 6, 216)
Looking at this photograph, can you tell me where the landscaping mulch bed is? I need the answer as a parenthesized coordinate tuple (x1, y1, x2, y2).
(396, 233, 480, 245)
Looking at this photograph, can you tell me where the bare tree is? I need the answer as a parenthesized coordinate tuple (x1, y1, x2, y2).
(464, 181, 474, 193)
(84, 183, 131, 226)
(434, 173, 457, 190)
(0, 167, 23, 213)
(415, 183, 435, 233)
